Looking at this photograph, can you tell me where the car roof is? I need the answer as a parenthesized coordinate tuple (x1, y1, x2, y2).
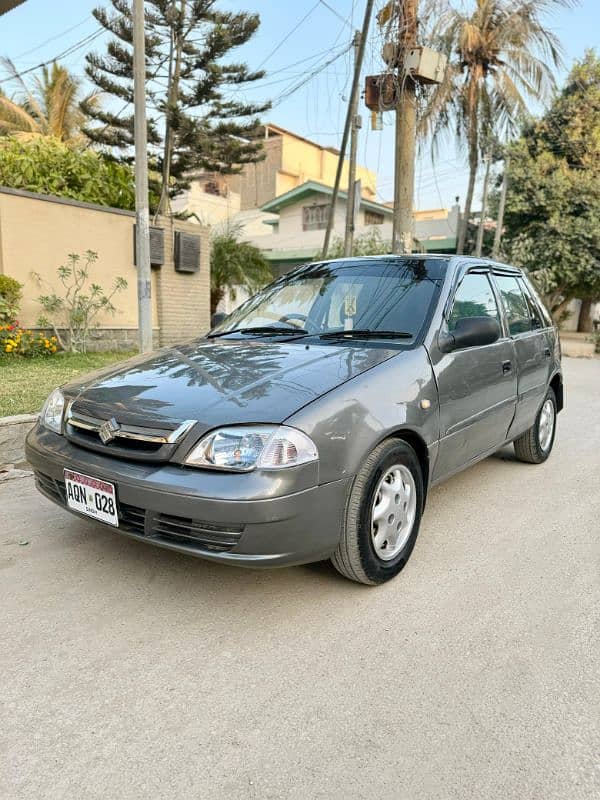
(315, 253, 522, 274)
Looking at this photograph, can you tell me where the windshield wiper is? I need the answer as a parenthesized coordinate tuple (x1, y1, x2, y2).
(319, 329, 413, 340)
(208, 325, 309, 339)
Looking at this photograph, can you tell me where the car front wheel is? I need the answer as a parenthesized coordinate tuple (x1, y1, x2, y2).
(331, 438, 424, 585)
(513, 387, 557, 464)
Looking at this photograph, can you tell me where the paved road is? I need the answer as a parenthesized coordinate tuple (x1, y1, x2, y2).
(1, 357, 599, 800)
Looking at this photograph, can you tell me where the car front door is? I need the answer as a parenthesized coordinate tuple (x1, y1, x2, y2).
(430, 269, 518, 482)
(492, 273, 551, 438)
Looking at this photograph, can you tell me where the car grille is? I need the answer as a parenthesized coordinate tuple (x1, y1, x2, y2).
(33, 471, 244, 554)
(63, 404, 196, 463)
(35, 471, 66, 503)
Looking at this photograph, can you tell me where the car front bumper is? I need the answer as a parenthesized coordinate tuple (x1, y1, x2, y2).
(26, 426, 351, 568)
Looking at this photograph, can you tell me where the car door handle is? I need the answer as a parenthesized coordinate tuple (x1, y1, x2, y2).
(502, 360, 512, 375)
(544, 347, 551, 358)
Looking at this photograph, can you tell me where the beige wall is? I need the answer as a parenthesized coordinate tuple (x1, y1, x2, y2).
(0, 189, 158, 330)
(228, 125, 378, 210)
(279, 135, 377, 200)
(154, 215, 211, 347)
(0, 189, 211, 349)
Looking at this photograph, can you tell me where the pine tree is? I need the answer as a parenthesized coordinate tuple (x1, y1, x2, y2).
(82, 0, 270, 213)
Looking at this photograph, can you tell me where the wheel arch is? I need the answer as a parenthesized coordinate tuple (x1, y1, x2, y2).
(550, 372, 564, 413)
(375, 427, 430, 505)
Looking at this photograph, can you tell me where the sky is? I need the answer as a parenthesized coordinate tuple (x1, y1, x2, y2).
(1, 0, 599, 211)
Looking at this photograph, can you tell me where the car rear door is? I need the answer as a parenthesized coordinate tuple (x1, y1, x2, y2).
(430, 269, 518, 481)
(492, 272, 550, 438)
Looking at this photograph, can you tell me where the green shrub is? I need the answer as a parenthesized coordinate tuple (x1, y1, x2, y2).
(35, 250, 127, 353)
(0, 274, 22, 324)
(0, 323, 58, 357)
(0, 137, 135, 210)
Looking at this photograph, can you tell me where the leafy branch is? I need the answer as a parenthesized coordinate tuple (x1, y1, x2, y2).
(33, 250, 127, 352)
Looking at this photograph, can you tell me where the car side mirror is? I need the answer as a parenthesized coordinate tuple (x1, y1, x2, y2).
(439, 316, 501, 353)
(211, 311, 227, 328)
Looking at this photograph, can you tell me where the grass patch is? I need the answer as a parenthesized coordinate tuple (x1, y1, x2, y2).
(0, 351, 135, 417)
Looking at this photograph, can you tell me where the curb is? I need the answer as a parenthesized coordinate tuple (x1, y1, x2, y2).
(0, 413, 38, 467)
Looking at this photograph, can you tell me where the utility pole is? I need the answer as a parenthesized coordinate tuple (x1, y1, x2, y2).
(133, 0, 153, 353)
(343, 30, 362, 257)
(492, 156, 509, 259)
(322, 0, 374, 259)
(392, 0, 418, 254)
(475, 152, 491, 258)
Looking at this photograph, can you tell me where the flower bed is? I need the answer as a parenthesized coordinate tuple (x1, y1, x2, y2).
(1, 322, 58, 357)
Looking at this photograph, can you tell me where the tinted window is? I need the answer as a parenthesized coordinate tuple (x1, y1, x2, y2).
(521, 278, 552, 328)
(495, 275, 531, 335)
(448, 273, 500, 332)
(212, 258, 445, 342)
(519, 279, 544, 329)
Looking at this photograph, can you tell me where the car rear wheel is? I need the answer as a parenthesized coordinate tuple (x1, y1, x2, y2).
(513, 388, 557, 464)
(331, 439, 424, 585)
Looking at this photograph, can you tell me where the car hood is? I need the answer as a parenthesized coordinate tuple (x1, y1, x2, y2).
(64, 338, 400, 431)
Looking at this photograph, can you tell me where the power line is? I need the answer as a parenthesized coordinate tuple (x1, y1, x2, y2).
(318, 0, 352, 28)
(271, 43, 353, 108)
(256, 2, 321, 71)
(0, 27, 106, 86)
(12, 16, 93, 61)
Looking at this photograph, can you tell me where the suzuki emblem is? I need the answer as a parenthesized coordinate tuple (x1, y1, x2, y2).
(99, 417, 121, 445)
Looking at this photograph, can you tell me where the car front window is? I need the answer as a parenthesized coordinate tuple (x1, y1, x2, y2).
(211, 258, 444, 341)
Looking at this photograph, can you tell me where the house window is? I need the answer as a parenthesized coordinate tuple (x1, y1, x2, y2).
(303, 204, 329, 231)
(204, 180, 228, 197)
(365, 210, 384, 225)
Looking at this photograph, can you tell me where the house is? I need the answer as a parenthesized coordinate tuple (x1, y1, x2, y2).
(172, 123, 378, 229)
(237, 182, 460, 276)
(225, 123, 377, 210)
(171, 172, 241, 228)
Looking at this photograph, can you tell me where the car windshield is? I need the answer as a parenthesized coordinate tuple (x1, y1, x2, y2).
(210, 258, 445, 342)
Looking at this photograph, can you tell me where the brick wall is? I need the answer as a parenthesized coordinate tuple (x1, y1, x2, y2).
(155, 215, 211, 347)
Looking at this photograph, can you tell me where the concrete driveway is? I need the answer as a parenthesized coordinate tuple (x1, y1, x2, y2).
(1, 357, 599, 800)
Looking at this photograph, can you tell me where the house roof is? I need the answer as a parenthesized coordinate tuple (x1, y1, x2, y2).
(262, 123, 341, 155)
(260, 180, 393, 217)
(0, 0, 25, 13)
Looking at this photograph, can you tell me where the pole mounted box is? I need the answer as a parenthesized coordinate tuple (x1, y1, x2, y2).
(364, 74, 398, 112)
(404, 46, 447, 84)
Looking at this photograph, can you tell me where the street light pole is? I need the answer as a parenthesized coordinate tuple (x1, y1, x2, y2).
(133, 0, 153, 353)
(343, 30, 362, 258)
(475, 152, 491, 257)
(492, 156, 510, 259)
(322, 0, 375, 259)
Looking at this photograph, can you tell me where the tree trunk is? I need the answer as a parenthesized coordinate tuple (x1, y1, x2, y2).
(577, 298, 594, 332)
(157, 0, 186, 217)
(550, 297, 572, 326)
(210, 287, 224, 315)
(457, 85, 479, 255)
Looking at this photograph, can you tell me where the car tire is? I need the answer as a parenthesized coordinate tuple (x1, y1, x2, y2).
(331, 438, 424, 585)
(513, 387, 557, 464)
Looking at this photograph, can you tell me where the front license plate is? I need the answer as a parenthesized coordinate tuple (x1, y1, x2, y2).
(64, 469, 119, 527)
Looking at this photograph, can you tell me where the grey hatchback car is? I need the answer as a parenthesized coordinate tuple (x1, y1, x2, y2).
(27, 255, 563, 584)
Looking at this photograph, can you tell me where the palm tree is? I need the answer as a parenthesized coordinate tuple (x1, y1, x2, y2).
(210, 225, 272, 314)
(420, 0, 573, 253)
(0, 59, 99, 146)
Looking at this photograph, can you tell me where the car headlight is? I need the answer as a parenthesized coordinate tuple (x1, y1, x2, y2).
(40, 388, 65, 434)
(185, 425, 318, 471)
